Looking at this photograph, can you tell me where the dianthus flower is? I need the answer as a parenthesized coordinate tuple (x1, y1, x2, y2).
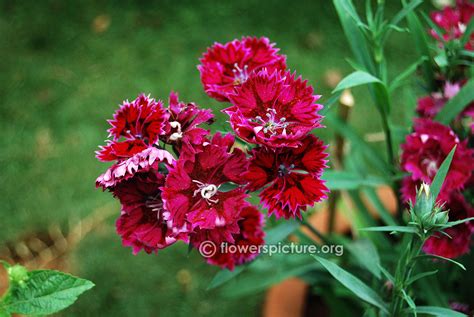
(422, 192, 474, 259)
(96, 94, 168, 161)
(430, 0, 474, 50)
(96, 147, 177, 254)
(245, 135, 329, 219)
(162, 133, 249, 239)
(192, 205, 265, 270)
(198, 36, 286, 102)
(400, 119, 474, 203)
(225, 69, 323, 148)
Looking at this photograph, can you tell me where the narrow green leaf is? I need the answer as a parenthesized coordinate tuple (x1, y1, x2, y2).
(415, 306, 467, 317)
(435, 79, 474, 124)
(401, 289, 417, 316)
(3, 270, 94, 315)
(265, 220, 299, 245)
(333, 71, 382, 93)
(421, 12, 446, 44)
(406, 270, 438, 285)
(333, 0, 376, 73)
(389, 57, 427, 92)
(406, 8, 436, 91)
(359, 225, 418, 234)
(388, 0, 423, 33)
(321, 91, 343, 115)
(430, 146, 456, 201)
(346, 239, 381, 279)
(323, 171, 387, 190)
(414, 254, 466, 271)
(207, 266, 245, 290)
(460, 18, 474, 48)
(378, 264, 394, 283)
(440, 217, 474, 229)
(325, 114, 393, 177)
(313, 256, 389, 313)
(363, 188, 398, 226)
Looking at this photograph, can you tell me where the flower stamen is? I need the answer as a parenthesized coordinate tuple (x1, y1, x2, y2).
(192, 180, 220, 204)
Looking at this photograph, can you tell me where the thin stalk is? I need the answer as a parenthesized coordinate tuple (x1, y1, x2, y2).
(298, 218, 330, 245)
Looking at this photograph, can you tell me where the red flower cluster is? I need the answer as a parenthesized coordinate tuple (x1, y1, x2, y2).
(430, 0, 474, 50)
(96, 37, 328, 269)
(400, 1, 474, 259)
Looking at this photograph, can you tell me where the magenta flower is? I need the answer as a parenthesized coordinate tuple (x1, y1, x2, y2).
(244, 135, 329, 219)
(400, 119, 474, 203)
(162, 92, 214, 158)
(225, 69, 323, 148)
(416, 82, 474, 121)
(430, 0, 474, 50)
(96, 94, 169, 162)
(162, 133, 249, 238)
(422, 192, 474, 259)
(114, 171, 180, 254)
(193, 205, 265, 270)
(96, 147, 174, 189)
(198, 36, 286, 102)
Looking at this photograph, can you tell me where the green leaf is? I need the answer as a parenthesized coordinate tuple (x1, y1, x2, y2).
(0, 307, 10, 317)
(333, 71, 382, 93)
(345, 239, 381, 279)
(323, 171, 387, 190)
(265, 220, 299, 245)
(440, 217, 474, 229)
(324, 114, 393, 177)
(2, 270, 94, 315)
(359, 225, 418, 234)
(313, 256, 389, 313)
(207, 266, 245, 290)
(390, 0, 423, 26)
(414, 254, 466, 271)
(406, 7, 436, 91)
(378, 264, 394, 283)
(430, 146, 456, 201)
(333, 0, 376, 73)
(363, 188, 398, 226)
(401, 289, 417, 316)
(389, 57, 427, 92)
(460, 18, 474, 48)
(406, 270, 438, 285)
(415, 306, 467, 316)
(435, 79, 474, 124)
(321, 91, 343, 115)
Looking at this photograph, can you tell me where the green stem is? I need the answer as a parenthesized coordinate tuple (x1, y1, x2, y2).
(298, 218, 330, 245)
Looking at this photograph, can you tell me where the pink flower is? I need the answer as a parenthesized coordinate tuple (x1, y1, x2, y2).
(114, 171, 180, 254)
(162, 133, 249, 238)
(96, 94, 168, 162)
(162, 92, 214, 158)
(198, 36, 286, 102)
(416, 82, 474, 121)
(193, 205, 265, 270)
(422, 192, 474, 259)
(225, 69, 323, 148)
(245, 135, 329, 219)
(96, 147, 174, 189)
(400, 119, 474, 203)
(430, 0, 474, 50)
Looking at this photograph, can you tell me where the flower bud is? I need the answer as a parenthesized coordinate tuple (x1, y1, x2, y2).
(7, 264, 29, 286)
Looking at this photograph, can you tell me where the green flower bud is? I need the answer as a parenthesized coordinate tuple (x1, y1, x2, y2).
(7, 264, 29, 285)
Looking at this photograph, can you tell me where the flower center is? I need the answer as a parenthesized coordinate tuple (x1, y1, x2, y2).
(169, 121, 183, 141)
(232, 63, 249, 85)
(252, 108, 290, 136)
(422, 159, 438, 178)
(278, 163, 295, 177)
(145, 195, 164, 220)
(192, 180, 219, 204)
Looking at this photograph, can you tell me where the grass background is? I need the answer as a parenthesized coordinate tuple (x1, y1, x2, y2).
(0, 0, 430, 315)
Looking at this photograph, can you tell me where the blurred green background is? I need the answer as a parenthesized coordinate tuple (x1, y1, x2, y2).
(0, 0, 426, 315)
